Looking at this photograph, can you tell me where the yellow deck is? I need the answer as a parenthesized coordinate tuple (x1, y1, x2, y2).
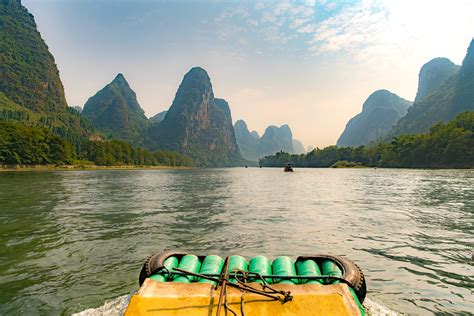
(125, 279, 362, 315)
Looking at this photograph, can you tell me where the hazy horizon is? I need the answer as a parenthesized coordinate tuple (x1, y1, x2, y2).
(23, 0, 473, 148)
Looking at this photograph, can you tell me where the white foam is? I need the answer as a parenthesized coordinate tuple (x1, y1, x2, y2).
(72, 294, 131, 316)
(364, 297, 401, 316)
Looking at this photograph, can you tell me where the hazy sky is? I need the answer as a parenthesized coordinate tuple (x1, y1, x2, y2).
(23, 0, 473, 148)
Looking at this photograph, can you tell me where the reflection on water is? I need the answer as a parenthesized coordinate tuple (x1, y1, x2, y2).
(0, 168, 473, 314)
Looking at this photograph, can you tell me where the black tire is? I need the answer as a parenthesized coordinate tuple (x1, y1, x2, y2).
(332, 255, 366, 303)
(138, 252, 367, 303)
(299, 254, 366, 303)
(139, 251, 182, 286)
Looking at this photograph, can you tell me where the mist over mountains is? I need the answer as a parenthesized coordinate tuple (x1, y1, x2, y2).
(234, 120, 305, 161)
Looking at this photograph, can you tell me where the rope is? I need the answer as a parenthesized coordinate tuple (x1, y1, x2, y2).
(174, 268, 293, 304)
(233, 269, 292, 304)
(212, 257, 238, 316)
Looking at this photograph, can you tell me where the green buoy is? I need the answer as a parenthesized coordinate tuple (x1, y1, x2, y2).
(249, 256, 272, 284)
(272, 256, 297, 284)
(296, 259, 323, 284)
(320, 259, 343, 284)
(173, 254, 201, 283)
(198, 255, 224, 284)
(149, 256, 179, 282)
(228, 255, 249, 283)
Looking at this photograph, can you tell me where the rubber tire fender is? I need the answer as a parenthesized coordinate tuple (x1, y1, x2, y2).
(314, 254, 366, 303)
(139, 251, 182, 286)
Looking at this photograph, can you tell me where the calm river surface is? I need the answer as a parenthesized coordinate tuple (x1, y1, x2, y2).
(0, 168, 473, 315)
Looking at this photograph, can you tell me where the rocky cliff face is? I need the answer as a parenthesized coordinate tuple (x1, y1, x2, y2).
(0, 0, 91, 141)
(415, 58, 460, 102)
(250, 131, 260, 139)
(452, 39, 474, 114)
(0, 0, 67, 112)
(234, 119, 260, 161)
(257, 124, 294, 157)
(337, 89, 412, 147)
(82, 74, 149, 144)
(149, 110, 167, 123)
(292, 139, 305, 154)
(389, 40, 473, 136)
(234, 120, 303, 160)
(149, 67, 242, 166)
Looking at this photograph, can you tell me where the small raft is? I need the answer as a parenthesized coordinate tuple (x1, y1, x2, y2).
(284, 163, 294, 172)
(125, 252, 367, 315)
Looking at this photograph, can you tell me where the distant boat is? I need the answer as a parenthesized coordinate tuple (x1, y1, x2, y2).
(284, 163, 293, 172)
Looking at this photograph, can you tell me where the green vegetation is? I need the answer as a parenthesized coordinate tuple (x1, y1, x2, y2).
(0, 121, 75, 165)
(0, 121, 194, 167)
(80, 139, 194, 167)
(388, 40, 473, 137)
(260, 112, 474, 169)
(0, 1, 92, 145)
(82, 74, 150, 145)
(0, 0, 67, 112)
(331, 160, 364, 168)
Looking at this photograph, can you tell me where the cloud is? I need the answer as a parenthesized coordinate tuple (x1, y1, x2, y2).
(212, 0, 473, 67)
(305, 0, 474, 65)
(308, 1, 388, 57)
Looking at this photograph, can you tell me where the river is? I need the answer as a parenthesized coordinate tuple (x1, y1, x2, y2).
(0, 168, 472, 315)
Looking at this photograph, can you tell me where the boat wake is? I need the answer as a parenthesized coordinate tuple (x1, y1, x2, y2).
(73, 295, 400, 316)
(364, 297, 400, 316)
(72, 294, 131, 316)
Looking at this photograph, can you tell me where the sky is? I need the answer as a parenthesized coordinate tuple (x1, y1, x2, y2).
(23, 0, 474, 148)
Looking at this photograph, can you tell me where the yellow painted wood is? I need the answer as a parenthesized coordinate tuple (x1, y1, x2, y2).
(124, 280, 361, 315)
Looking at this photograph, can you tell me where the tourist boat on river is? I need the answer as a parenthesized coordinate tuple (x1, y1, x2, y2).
(125, 251, 367, 315)
(284, 163, 294, 172)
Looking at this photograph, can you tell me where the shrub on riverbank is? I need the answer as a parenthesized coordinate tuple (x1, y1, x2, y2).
(331, 160, 364, 168)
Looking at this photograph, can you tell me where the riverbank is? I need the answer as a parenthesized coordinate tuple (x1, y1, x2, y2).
(0, 164, 193, 172)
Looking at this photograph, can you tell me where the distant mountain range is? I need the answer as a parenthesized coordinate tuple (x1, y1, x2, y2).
(337, 39, 474, 146)
(81, 68, 305, 164)
(234, 119, 305, 161)
(337, 90, 412, 147)
(2, 0, 472, 167)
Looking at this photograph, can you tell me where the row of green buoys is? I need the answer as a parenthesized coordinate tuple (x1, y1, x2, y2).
(149, 255, 343, 285)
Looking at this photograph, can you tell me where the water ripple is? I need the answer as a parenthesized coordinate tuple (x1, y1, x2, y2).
(0, 168, 473, 314)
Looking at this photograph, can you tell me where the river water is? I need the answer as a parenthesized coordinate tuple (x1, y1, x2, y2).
(0, 168, 472, 315)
